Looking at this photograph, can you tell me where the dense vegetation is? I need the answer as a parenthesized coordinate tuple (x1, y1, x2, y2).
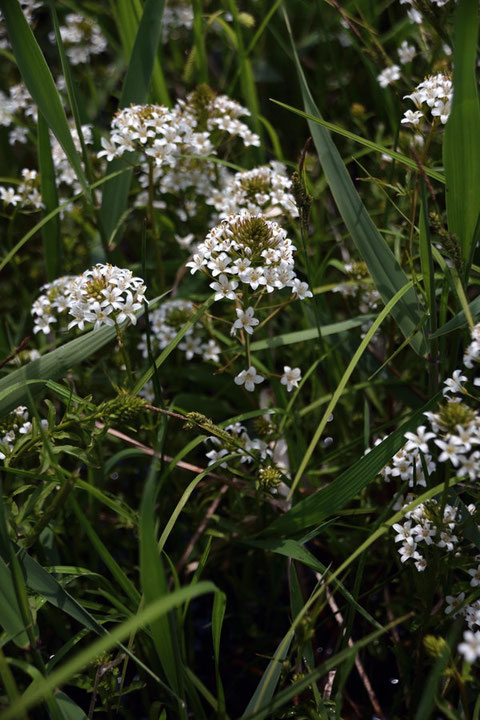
(1, 0, 480, 718)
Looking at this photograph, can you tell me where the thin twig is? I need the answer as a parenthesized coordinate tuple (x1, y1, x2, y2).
(0, 336, 31, 369)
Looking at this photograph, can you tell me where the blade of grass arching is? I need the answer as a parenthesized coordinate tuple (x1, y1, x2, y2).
(0, 557, 30, 648)
(0, 648, 26, 720)
(443, 0, 480, 275)
(2, 0, 88, 195)
(139, 450, 186, 712)
(37, 113, 61, 281)
(283, 10, 426, 356)
(287, 281, 416, 499)
(0, 294, 164, 416)
(262, 389, 442, 537)
(132, 294, 216, 394)
(211, 591, 227, 717)
(100, 0, 166, 243)
(270, 99, 445, 185)
(0, 167, 129, 273)
(192, 0, 208, 83)
(70, 496, 141, 609)
(1, 581, 218, 720)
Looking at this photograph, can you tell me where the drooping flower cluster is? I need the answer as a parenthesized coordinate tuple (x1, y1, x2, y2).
(48, 13, 108, 65)
(31, 264, 146, 335)
(138, 299, 221, 363)
(0, 169, 43, 210)
(402, 73, 453, 126)
(206, 162, 299, 220)
(188, 212, 312, 301)
(0, 406, 47, 462)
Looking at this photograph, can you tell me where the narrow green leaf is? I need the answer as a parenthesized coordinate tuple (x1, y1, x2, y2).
(211, 591, 226, 716)
(443, 0, 480, 273)
(2, 0, 88, 194)
(1, 582, 218, 720)
(0, 557, 30, 648)
(262, 391, 442, 537)
(283, 9, 426, 355)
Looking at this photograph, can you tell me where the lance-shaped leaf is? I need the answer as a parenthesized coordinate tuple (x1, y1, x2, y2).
(2, 0, 88, 194)
(443, 0, 480, 274)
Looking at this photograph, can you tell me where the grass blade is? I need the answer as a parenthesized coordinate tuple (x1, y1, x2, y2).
(443, 0, 480, 274)
(1, 582, 218, 720)
(2, 0, 88, 194)
(283, 9, 426, 356)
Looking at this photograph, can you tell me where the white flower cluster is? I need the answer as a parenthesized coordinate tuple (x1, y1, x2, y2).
(464, 322, 480, 369)
(204, 421, 273, 468)
(402, 73, 453, 126)
(392, 499, 463, 571)
(48, 13, 108, 65)
(0, 83, 37, 145)
(0, 406, 47, 462)
(0, 169, 43, 210)
(138, 299, 221, 363)
(187, 211, 312, 302)
(206, 162, 298, 221)
(162, 0, 194, 42)
(31, 264, 146, 335)
(377, 65, 401, 88)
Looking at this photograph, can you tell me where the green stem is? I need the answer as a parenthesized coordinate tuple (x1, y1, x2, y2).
(114, 320, 134, 389)
(24, 472, 76, 550)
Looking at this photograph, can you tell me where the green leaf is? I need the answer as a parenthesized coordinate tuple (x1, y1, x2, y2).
(0, 557, 30, 648)
(1, 582, 218, 720)
(2, 0, 88, 194)
(262, 391, 442, 537)
(139, 457, 184, 700)
(100, 0, 166, 243)
(283, 9, 426, 355)
(443, 0, 480, 273)
(430, 291, 480, 338)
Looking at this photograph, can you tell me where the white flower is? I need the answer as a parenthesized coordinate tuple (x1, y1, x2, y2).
(186, 253, 207, 274)
(398, 542, 421, 563)
(280, 366, 302, 392)
(206, 448, 229, 468)
(210, 273, 238, 301)
(234, 366, 264, 392)
(398, 40, 416, 65)
(401, 109, 423, 126)
(468, 565, 480, 587)
(404, 426, 436, 453)
(231, 306, 259, 336)
(377, 65, 401, 88)
(445, 592, 465, 617)
(435, 438, 462, 466)
(458, 630, 480, 663)
(291, 279, 313, 300)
